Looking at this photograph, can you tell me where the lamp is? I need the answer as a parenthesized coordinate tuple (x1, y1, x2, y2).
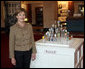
(24, 18, 28, 21)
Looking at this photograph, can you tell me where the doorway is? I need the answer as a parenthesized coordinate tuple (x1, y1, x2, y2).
(35, 7, 43, 26)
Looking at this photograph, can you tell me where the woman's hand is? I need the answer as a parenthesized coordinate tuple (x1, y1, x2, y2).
(31, 53, 36, 61)
(11, 58, 16, 66)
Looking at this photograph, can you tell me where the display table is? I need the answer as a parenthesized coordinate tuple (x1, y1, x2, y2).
(30, 38, 84, 68)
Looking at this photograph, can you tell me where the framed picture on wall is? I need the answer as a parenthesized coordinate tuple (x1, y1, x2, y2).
(78, 5, 84, 16)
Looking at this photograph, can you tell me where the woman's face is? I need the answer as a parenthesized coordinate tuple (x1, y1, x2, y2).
(16, 11, 26, 22)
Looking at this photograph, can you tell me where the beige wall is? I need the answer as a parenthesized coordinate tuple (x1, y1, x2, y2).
(1, 1, 84, 28)
(21, 1, 58, 28)
(43, 1, 58, 28)
(1, 1, 5, 28)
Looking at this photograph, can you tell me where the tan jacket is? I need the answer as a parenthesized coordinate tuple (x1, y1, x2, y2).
(9, 23, 37, 58)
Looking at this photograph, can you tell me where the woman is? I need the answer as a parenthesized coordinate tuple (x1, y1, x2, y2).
(9, 8, 37, 68)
